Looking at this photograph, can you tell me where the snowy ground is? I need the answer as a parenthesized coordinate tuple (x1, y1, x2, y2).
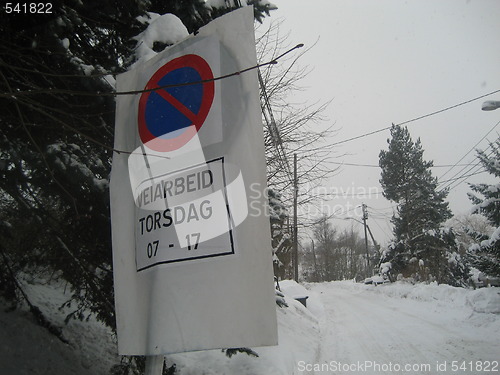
(1, 278, 499, 374)
(305, 281, 500, 375)
(0, 278, 118, 375)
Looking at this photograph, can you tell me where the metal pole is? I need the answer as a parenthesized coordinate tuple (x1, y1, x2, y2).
(293, 153, 298, 282)
(145, 355, 164, 375)
(362, 204, 370, 273)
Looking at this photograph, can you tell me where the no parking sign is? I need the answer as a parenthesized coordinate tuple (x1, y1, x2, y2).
(110, 7, 278, 356)
(137, 54, 215, 152)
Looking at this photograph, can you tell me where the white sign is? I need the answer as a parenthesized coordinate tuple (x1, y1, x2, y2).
(135, 158, 235, 271)
(110, 7, 278, 355)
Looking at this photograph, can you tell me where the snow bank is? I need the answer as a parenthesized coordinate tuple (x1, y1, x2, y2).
(0, 277, 118, 375)
(279, 279, 310, 299)
(280, 279, 325, 319)
(0, 307, 94, 375)
(466, 287, 500, 313)
(332, 279, 500, 314)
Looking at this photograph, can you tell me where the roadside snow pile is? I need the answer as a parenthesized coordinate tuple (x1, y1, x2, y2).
(0, 277, 118, 375)
(466, 288, 500, 313)
(332, 279, 500, 314)
(279, 279, 325, 319)
(0, 306, 94, 375)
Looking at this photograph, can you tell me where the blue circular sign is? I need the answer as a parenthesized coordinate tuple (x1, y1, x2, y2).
(138, 54, 215, 152)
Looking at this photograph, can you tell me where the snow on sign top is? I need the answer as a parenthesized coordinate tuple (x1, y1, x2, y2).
(138, 54, 215, 152)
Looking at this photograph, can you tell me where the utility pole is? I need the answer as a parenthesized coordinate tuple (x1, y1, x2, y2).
(293, 153, 298, 282)
(362, 203, 370, 272)
(366, 224, 380, 256)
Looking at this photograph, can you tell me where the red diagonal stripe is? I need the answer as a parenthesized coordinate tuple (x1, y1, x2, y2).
(152, 84, 197, 123)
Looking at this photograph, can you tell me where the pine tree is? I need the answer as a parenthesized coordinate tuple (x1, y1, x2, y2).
(1, 0, 278, 332)
(0, 0, 150, 328)
(207, 0, 277, 25)
(466, 139, 500, 278)
(378, 125, 465, 283)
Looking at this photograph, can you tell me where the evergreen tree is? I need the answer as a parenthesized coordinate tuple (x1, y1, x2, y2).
(207, 0, 277, 24)
(0, 0, 148, 328)
(0, 0, 275, 328)
(466, 139, 500, 277)
(378, 125, 465, 283)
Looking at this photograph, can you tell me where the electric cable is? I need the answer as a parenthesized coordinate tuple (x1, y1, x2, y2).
(329, 89, 500, 147)
(437, 119, 500, 182)
(438, 146, 495, 192)
(325, 160, 478, 168)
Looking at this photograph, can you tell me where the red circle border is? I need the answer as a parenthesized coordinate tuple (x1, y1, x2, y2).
(138, 54, 215, 152)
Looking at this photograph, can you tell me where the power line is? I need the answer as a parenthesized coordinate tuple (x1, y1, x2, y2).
(437, 119, 500, 182)
(438, 143, 496, 192)
(439, 145, 497, 192)
(372, 205, 396, 212)
(0, 44, 304, 98)
(366, 210, 392, 220)
(439, 169, 488, 189)
(371, 217, 392, 241)
(329, 89, 500, 147)
(325, 160, 478, 168)
(3, 43, 305, 162)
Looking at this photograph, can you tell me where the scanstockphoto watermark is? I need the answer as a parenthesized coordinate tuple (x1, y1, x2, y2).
(248, 183, 382, 219)
(297, 360, 500, 373)
(297, 360, 434, 373)
(127, 125, 382, 251)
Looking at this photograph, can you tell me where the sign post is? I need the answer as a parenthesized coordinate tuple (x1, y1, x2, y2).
(111, 6, 277, 358)
(145, 356, 164, 375)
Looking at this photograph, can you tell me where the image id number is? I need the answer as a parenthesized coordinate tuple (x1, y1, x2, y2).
(451, 360, 498, 372)
(5, 3, 53, 14)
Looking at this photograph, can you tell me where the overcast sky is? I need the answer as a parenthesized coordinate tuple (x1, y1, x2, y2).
(265, 0, 500, 245)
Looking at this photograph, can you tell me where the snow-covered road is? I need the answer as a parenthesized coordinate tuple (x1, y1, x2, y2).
(304, 282, 500, 375)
